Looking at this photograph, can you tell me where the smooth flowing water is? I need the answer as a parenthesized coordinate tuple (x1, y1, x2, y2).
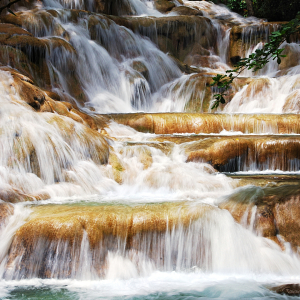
(0, 0, 300, 298)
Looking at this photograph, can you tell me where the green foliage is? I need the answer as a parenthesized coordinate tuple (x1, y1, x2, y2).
(210, 12, 300, 109)
(226, 0, 247, 16)
(214, 0, 300, 20)
(211, 0, 257, 17)
(255, 0, 300, 22)
(226, 0, 258, 17)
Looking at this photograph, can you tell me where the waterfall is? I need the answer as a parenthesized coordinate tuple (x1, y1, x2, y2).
(1, 202, 300, 281)
(0, 0, 300, 298)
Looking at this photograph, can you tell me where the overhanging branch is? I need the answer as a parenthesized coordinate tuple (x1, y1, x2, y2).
(0, 0, 22, 15)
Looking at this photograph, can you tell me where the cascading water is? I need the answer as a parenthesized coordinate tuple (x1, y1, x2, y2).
(0, 0, 300, 298)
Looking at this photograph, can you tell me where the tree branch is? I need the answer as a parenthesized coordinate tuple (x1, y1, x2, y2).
(210, 12, 300, 109)
(0, 0, 22, 15)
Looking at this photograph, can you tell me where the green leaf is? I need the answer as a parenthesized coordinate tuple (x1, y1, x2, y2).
(211, 100, 220, 110)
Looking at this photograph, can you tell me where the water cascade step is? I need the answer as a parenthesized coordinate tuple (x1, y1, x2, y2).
(0, 0, 300, 297)
(106, 113, 300, 134)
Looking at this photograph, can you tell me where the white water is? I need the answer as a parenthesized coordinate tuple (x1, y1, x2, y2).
(7, 0, 300, 114)
(1, 202, 300, 279)
(0, 204, 31, 278)
(0, 0, 300, 298)
(0, 71, 235, 200)
(0, 70, 117, 199)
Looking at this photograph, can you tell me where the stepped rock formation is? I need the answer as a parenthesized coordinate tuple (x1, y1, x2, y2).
(107, 113, 300, 134)
(183, 135, 300, 171)
(5, 202, 211, 279)
(0, 0, 300, 296)
(220, 184, 300, 251)
(109, 15, 216, 62)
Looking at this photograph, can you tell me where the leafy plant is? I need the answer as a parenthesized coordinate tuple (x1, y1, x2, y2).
(210, 12, 300, 109)
(227, 0, 247, 16)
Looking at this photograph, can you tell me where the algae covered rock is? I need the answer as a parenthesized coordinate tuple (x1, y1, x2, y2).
(220, 184, 300, 251)
(107, 113, 300, 134)
(185, 135, 300, 172)
(5, 202, 211, 278)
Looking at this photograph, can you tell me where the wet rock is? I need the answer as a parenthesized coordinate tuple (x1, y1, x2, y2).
(131, 60, 149, 81)
(167, 74, 215, 112)
(219, 200, 252, 224)
(154, 0, 175, 13)
(283, 90, 300, 113)
(184, 136, 300, 172)
(272, 284, 300, 296)
(6, 203, 211, 278)
(46, 114, 109, 165)
(71, 108, 98, 130)
(2, 34, 48, 64)
(229, 23, 284, 67)
(169, 6, 203, 16)
(45, 90, 61, 101)
(220, 199, 281, 249)
(6, 67, 98, 130)
(93, 114, 110, 131)
(163, 74, 251, 112)
(110, 15, 216, 62)
(185, 54, 220, 69)
(169, 55, 200, 74)
(254, 205, 276, 237)
(30, 191, 51, 201)
(0, 22, 48, 66)
(0, 22, 29, 36)
(229, 174, 300, 188)
(1, 66, 34, 84)
(126, 141, 174, 155)
(0, 188, 34, 203)
(274, 194, 300, 251)
(221, 184, 300, 250)
(2, 10, 67, 37)
(0, 45, 35, 80)
(279, 44, 300, 71)
(0, 202, 14, 226)
(46, 37, 76, 53)
(106, 113, 300, 134)
(243, 77, 271, 99)
(108, 113, 154, 133)
(185, 137, 248, 168)
(0, 14, 81, 97)
(12, 75, 46, 110)
(0, 14, 23, 27)
(101, 0, 136, 16)
(136, 146, 153, 169)
(88, 14, 114, 40)
(108, 151, 125, 184)
(291, 75, 300, 90)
